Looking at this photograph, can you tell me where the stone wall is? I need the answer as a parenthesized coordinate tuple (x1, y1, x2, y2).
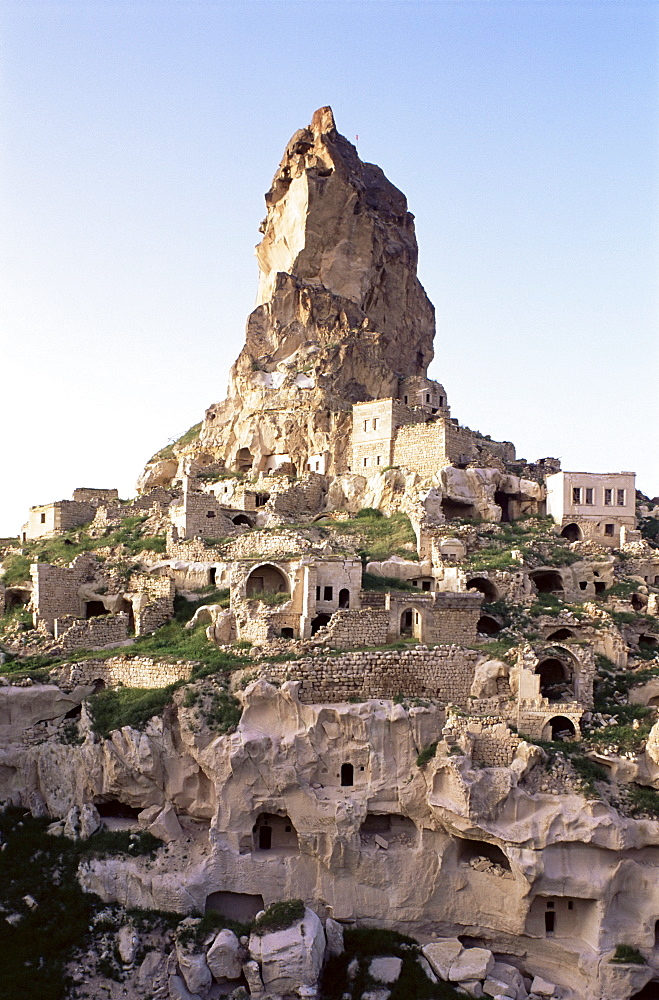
(30, 555, 98, 630)
(386, 591, 482, 645)
(443, 711, 521, 767)
(170, 491, 237, 541)
(54, 613, 129, 652)
(312, 608, 390, 648)
(393, 421, 448, 477)
(72, 488, 119, 504)
(246, 646, 480, 706)
(53, 655, 194, 690)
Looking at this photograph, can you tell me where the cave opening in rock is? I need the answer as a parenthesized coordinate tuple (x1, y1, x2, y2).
(560, 523, 582, 542)
(252, 813, 298, 852)
(441, 498, 478, 521)
(457, 838, 511, 871)
(85, 600, 108, 620)
(236, 448, 253, 473)
(530, 570, 564, 594)
(232, 514, 253, 527)
(630, 984, 659, 1000)
(466, 577, 499, 601)
(546, 628, 576, 641)
(94, 799, 141, 819)
(477, 614, 503, 636)
(205, 891, 265, 922)
(494, 491, 512, 523)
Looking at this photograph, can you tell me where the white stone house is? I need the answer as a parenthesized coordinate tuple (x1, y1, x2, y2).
(545, 471, 636, 546)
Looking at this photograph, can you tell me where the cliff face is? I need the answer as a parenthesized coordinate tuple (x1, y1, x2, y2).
(197, 106, 436, 477)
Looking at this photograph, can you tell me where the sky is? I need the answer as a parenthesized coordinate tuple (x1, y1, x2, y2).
(1, 0, 657, 536)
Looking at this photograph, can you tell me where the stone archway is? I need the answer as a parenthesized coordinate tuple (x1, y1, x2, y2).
(546, 716, 577, 740)
(466, 577, 499, 602)
(477, 614, 503, 636)
(245, 564, 289, 598)
(561, 523, 582, 542)
(536, 657, 572, 701)
(530, 570, 564, 594)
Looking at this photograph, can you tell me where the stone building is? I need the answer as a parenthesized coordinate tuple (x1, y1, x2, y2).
(545, 470, 636, 545)
(22, 488, 119, 541)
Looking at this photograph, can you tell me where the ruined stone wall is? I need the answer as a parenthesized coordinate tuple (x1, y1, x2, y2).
(312, 608, 390, 648)
(227, 530, 316, 559)
(265, 473, 328, 519)
(166, 534, 224, 562)
(249, 646, 480, 706)
(170, 491, 236, 540)
(72, 488, 119, 504)
(53, 655, 194, 690)
(31, 559, 90, 631)
(54, 613, 129, 653)
(444, 712, 521, 767)
(393, 421, 448, 476)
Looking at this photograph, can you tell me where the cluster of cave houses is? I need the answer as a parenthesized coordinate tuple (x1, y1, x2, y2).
(3, 443, 657, 748)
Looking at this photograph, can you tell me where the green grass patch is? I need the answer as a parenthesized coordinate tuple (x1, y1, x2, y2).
(416, 742, 438, 767)
(88, 685, 182, 739)
(0, 553, 31, 586)
(320, 510, 418, 562)
(248, 590, 291, 606)
(252, 899, 305, 935)
(626, 785, 659, 819)
(362, 572, 417, 592)
(148, 421, 202, 463)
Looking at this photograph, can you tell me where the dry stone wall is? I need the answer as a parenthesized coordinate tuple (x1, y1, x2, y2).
(248, 646, 480, 706)
(312, 608, 390, 648)
(53, 655, 194, 690)
(54, 613, 129, 653)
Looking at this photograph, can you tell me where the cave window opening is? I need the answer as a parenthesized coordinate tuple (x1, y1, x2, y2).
(341, 763, 354, 787)
(545, 911, 555, 935)
(206, 511, 216, 519)
(311, 613, 332, 635)
(323, 586, 333, 601)
(595, 582, 606, 594)
(466, 577, 498, 602)
(339, 588, 350, 609)
(85, 601, 108, 620)
(530, 570, 564, 594)
(546, 628, 575, 641)
(209, 567, 216, 586)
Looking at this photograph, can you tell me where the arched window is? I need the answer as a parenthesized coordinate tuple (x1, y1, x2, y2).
(338, 588, 350, 609)
(340, 763, 354, 787)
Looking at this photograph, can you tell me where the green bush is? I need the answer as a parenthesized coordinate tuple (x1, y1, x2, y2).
(176, 911, 250, 947)
(416, 742, 438, 767)
(252, 899, 305, 935)
(611, 944, 646, 964)
(362, 572, 417, 593)
(626, 785, 659, 819)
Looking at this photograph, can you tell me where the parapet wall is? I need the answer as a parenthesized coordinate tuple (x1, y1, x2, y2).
(53, 655, 194, 690)
(247, 646, 480, 707)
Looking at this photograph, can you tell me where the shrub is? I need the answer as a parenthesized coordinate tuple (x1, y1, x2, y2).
(252, 899, 305, 935)
(611, 944, 646, 964)
(89, 685, 181, 739)
(416, 742, 438, 767)
(626, 785, 659, 819)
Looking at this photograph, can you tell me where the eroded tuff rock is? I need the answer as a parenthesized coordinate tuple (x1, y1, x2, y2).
(147, 107, 436, 481)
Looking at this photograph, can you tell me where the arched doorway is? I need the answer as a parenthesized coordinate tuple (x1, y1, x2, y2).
(338, 588, 350, 609)
(466, 577, 499, 602)
(340, 763, 354, 787)
(400, 609, 413, 636)
(311, 613, 332, 635)
(477, 615, 503, 636)
(253, 813, 298, 852)
(536, 658, 572, 701)
(530, 570, 564, 594)
(548, 716, 576, 740)
(246, 564, 289, 598)
(561, 523, 582, 542)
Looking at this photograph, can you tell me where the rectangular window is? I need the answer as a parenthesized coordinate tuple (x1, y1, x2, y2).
(604, 488, 612, 506)
(40, 512, 46, 523)
(323, 586, 333, 601)
(604, 524, 614, 536)
(617, 489, 625, 506)
(376, 455, 381, 466)
(426, 393, 430, 402)
(403, 395, 408, 404)
(363, 457, 369, 467)
(315, 461, 320, 471)
(438, 396, 444, 406)
(363, 420, 368, 432)
(372, 418, 378, 430)
(316, 586, 321, 600)
(572, 487, 582, 505)
(585, 488, 594, 505)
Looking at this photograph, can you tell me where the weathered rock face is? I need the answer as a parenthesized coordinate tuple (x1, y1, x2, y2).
(178, 107, 436, 479)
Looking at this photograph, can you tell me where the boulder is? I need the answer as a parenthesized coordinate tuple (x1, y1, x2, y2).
(148, 803, 183, 843)
(484, 978, 517, 999)
(459, 983, 484, 997)
(242, 959, 265, 997)
(325, 918, 345, 957)
(136, 951, 167, 990)
(530, 977, 555, 997)
(248, 907, 325, 994)
(368, 957, 402, 984)
(417, 955, 438, 984)
(448, 947, 494, 982)
(79, 803, 101, 840)
(207, 928, 242, 981)
(117, 924, 139, 965)
(168, 974, 202, 1000)
(422, 939, 463, 980)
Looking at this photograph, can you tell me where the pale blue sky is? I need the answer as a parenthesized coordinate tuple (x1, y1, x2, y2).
(1, 0, 657, 535)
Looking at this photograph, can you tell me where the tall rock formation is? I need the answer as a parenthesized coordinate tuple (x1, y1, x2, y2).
(198, 106, 436, 476)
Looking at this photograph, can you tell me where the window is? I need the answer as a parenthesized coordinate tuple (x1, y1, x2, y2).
(617, 489, 625, 506)
(315, 461, 320, 471)
(316, 586, 321, 600)
(604, 489, 612, 506)
(372, 418, 378, 430)
(426, 393, 430, 403)
(340, 763, 354, 786)
(363, 420, 368, 432)
(363, 457, 369, 468)
(403, 395, 408, 404)
(585, 488, 593, 505)
(438, 396, 444, 406)
(323, 586, 333, 601)
(422, 581, 431, 591)
(206, 510, 216, 518)
(376, 456, 381, 466)
(572, 487, 582, 505)
(604, 524, 614, 536)
(40, 512, 46, 523)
